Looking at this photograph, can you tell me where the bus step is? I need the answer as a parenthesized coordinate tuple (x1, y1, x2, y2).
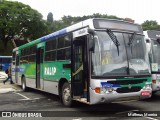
(74, 98, 89, 104)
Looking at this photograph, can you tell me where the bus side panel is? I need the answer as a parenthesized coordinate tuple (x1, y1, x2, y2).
(43, 61, 71, 94)
(43, 80, 59, 95)
(19, 63, 36, 88)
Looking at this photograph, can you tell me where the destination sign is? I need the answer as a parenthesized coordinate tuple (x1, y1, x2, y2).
(93, 19, 143, 33)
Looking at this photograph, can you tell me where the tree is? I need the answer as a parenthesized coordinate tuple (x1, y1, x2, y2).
(46, 12, 54, 33)
(47, 12, 54, 23)
(142, 20, 160, 30)
(55, 13, 123, 31)
(0, 0, 48, 49)
(46, 13, 123, 35)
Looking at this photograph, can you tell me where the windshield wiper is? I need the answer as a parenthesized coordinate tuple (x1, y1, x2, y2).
(128, 32, 136, 46)
(106, 29, 120, 56)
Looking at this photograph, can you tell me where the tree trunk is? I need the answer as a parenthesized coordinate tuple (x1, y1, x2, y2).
(2, 38, 8, 49)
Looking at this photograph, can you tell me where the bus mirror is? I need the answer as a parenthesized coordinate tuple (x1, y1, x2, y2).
(146, 39, 150, 43)
(88, 29, 95, 35)
(88, 29, 95, 52)
(157, 38, 160, 44)
(89, 36, 95, 52)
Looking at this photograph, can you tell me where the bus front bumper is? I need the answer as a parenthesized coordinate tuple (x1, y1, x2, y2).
(152, 80, 160, 92)
(89, 87, 152, 105)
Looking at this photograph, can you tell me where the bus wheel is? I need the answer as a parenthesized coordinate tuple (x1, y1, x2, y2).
(61, 82, 72, 107)
(22, 77, 27, 91)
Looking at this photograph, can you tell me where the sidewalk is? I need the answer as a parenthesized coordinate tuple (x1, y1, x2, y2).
(0, 79, 22, 93)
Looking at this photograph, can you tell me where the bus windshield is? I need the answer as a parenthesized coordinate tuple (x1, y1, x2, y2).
(92, 31, 150, 76)
(151, 40, 160, 72)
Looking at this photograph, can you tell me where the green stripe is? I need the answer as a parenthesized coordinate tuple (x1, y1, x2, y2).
(18, 39, 41, 50)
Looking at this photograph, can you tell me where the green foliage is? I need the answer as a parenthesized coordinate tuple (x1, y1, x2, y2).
(0, 0, 48, 50)
(1, 0, 160, 56)
(0, 40, 13, 56)
(47, 13, 123, 32)
(142, 20, 160, 30)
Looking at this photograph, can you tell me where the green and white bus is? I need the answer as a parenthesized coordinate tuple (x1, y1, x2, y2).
(144, 30, 160, 93)
(12, 18, 152, 106)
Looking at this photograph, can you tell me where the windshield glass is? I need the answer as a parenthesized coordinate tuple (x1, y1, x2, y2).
(92, 31, 150, 76)
(151, 40, 160, 72)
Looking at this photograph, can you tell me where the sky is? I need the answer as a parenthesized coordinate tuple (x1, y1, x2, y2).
(10, 0, 160, 24)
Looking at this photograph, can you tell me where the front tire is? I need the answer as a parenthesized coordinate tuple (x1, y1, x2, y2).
(61, 82, 73, 107)
(22, 77, 27, 91)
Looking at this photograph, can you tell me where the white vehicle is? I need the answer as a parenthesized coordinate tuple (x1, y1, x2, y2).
(144, 30, 160, 93)
(12, 18, 152, 107)
(0, 71, 7, 80)
(0, 56, 12, 80)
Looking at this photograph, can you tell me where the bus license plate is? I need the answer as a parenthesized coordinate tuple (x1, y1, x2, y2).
(141, 91, 150, 96)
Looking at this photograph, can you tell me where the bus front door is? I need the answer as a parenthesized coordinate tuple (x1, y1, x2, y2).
(72, 37, 87, 99)
(36, 47, 44, 89)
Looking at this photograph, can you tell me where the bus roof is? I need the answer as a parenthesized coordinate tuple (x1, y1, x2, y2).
(13, 18, 142, 51)
(0, 56, 12, 58)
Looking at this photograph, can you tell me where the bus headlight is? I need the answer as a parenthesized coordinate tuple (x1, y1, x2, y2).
(95, 87, 114, 94)
(107, 88, 114, 93)
(101, 87, 114, 93)
(143, 84, 151, 90)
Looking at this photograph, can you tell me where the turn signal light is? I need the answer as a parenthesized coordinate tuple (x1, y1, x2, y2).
(95, 87, 100, 93)
(152, 80, 156, 84)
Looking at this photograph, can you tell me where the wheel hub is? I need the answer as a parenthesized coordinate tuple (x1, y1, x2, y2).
(63, 88, 70, 102)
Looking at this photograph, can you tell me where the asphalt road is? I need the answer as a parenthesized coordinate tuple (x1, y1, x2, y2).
(0, 82, 160, 120)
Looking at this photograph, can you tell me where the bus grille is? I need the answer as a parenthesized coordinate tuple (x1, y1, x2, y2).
(116, 86, 142, 93)
(107, 79, 147, 85)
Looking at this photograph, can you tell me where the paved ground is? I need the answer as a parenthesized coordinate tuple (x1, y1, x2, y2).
(0, 79, 21, 93)
(0, 80, 160, 120)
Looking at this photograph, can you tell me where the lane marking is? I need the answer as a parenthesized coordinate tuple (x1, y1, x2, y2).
(13, 92, 45, 101)
(18, 97, 41, 101)
(145, 117, 158, 120)
(72, 118, 82, 120)
(0, 88, 16, 93)
(13, 92, 30, 100)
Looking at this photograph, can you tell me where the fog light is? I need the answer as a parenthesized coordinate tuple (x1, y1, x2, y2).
(143, 84, 151, 90)
(107, 88, 113, 92)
